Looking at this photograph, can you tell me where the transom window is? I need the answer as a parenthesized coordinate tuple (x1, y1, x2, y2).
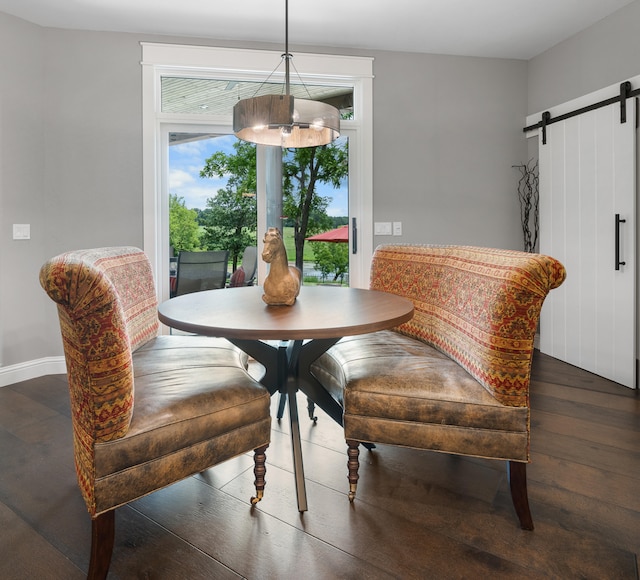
(160, 76, 354, 117)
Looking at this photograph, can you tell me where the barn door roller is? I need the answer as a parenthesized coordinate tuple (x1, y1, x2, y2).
(620, 81, 632, 123)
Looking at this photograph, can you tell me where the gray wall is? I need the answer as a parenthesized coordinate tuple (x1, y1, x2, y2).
(528, 0, 640, 114)
(371, 52, 526, 247)
(0, 10, 531, 372)
(43, 29, 145, 251)
(0, 14, 47, 366)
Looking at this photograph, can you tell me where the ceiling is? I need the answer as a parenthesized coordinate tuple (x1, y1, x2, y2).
(0, 0, 634, 60)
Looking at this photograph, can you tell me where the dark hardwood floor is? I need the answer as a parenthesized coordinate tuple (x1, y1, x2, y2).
(0, 351, 638, 579)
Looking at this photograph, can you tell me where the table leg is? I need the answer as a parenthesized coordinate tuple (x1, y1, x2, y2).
(227, 337, 344, 512)
(278, 340, 307, 512)
(286, 374, 307, 511)
(229, 338, 309, 512)
(285, 340, 308, 512)
(276, 392, 287, 419)
(297, 338, 343, 425)
(226, 339, 281, 395)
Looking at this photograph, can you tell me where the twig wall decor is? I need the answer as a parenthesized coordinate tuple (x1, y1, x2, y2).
(513, 160, 539, 253)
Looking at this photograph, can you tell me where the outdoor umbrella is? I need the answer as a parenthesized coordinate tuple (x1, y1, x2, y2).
(306, 225, 349, 243)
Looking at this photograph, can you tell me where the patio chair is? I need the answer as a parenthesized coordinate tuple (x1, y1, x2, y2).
(175, 250, 229, 296)
(229, 246, 258, 287)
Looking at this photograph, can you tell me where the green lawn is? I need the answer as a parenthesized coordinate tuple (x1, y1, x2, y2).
(195, 225, 315, 261)
(282, 226, 315, 262)
(194, 225, 315, 262)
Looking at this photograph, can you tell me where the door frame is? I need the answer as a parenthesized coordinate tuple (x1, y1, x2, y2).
(141, 42, 374, 301)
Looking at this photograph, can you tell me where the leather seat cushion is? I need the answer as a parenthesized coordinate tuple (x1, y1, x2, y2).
(311, 330, 529, 459)
(92, 336, 271, 512)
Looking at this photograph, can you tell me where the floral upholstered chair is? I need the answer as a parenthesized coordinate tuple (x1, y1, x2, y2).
(311, 244, 566, 529)
(40, 247, 271, 579)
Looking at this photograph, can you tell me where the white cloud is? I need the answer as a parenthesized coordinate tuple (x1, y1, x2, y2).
(169, 168, 195, 189)
(169, 168, 227, 209)
(169, 136, 238, 209)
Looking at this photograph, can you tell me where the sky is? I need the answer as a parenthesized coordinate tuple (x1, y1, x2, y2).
(168, 135, 348, 216)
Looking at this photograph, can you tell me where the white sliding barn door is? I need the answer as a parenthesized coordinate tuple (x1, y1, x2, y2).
(538, 100, 636, 388)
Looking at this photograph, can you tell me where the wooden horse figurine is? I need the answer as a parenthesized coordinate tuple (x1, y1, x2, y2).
(261, 227, 301, 306)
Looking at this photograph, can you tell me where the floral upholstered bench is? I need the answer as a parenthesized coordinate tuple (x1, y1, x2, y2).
(310, 244, 565, 529)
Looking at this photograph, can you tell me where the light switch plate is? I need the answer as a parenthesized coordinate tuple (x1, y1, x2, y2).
(393, 222, 402, 236)
(13, 224, 31, 240)
(374, 222, 392, 235)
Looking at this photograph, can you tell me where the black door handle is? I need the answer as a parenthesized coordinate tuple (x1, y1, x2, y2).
(351, 217, 357, 254)
(615, 213, 626, 270)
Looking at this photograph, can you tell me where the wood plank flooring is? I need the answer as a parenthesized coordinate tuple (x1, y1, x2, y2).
(0, 351, 638, 579)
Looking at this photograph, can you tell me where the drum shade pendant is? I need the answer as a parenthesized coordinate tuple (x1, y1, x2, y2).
(233, 0, 340, 148)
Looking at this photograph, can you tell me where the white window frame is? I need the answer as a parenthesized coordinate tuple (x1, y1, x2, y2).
(141, 42, 374, 300)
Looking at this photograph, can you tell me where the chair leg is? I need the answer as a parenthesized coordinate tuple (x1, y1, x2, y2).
(251, 444, 268, 505)
(508, 461, 534, 530)
(87, 510, 115, 580)
(346, 439, 360, 502)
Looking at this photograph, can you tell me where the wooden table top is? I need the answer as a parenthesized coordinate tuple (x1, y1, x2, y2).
(158, 285, 414, 340)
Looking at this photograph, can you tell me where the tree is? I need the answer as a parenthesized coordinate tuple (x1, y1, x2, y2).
(283, 143, 348, 271)
(201, 141, 257, 195)
(200, 188, 257, 270)
(310, 242, 349, 283)
(200, 138, 348, 271)
(169, 194, 201, 253)
(200, 141, 258, 269)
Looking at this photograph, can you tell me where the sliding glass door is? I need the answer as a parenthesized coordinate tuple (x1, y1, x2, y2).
(165, 127, 351, 294)
(142, 43, 374, 301)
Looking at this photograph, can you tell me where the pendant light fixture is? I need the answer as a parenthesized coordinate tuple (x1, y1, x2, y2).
(233, 0, 340, 148)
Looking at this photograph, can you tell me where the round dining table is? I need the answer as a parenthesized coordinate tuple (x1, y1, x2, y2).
(158, 285, 414, 511)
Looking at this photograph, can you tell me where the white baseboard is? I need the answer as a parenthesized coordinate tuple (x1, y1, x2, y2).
(0, 357, 67, 387)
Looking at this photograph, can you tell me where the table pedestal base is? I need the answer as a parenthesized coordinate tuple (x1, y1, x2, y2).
(228, 337, 342, 512)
